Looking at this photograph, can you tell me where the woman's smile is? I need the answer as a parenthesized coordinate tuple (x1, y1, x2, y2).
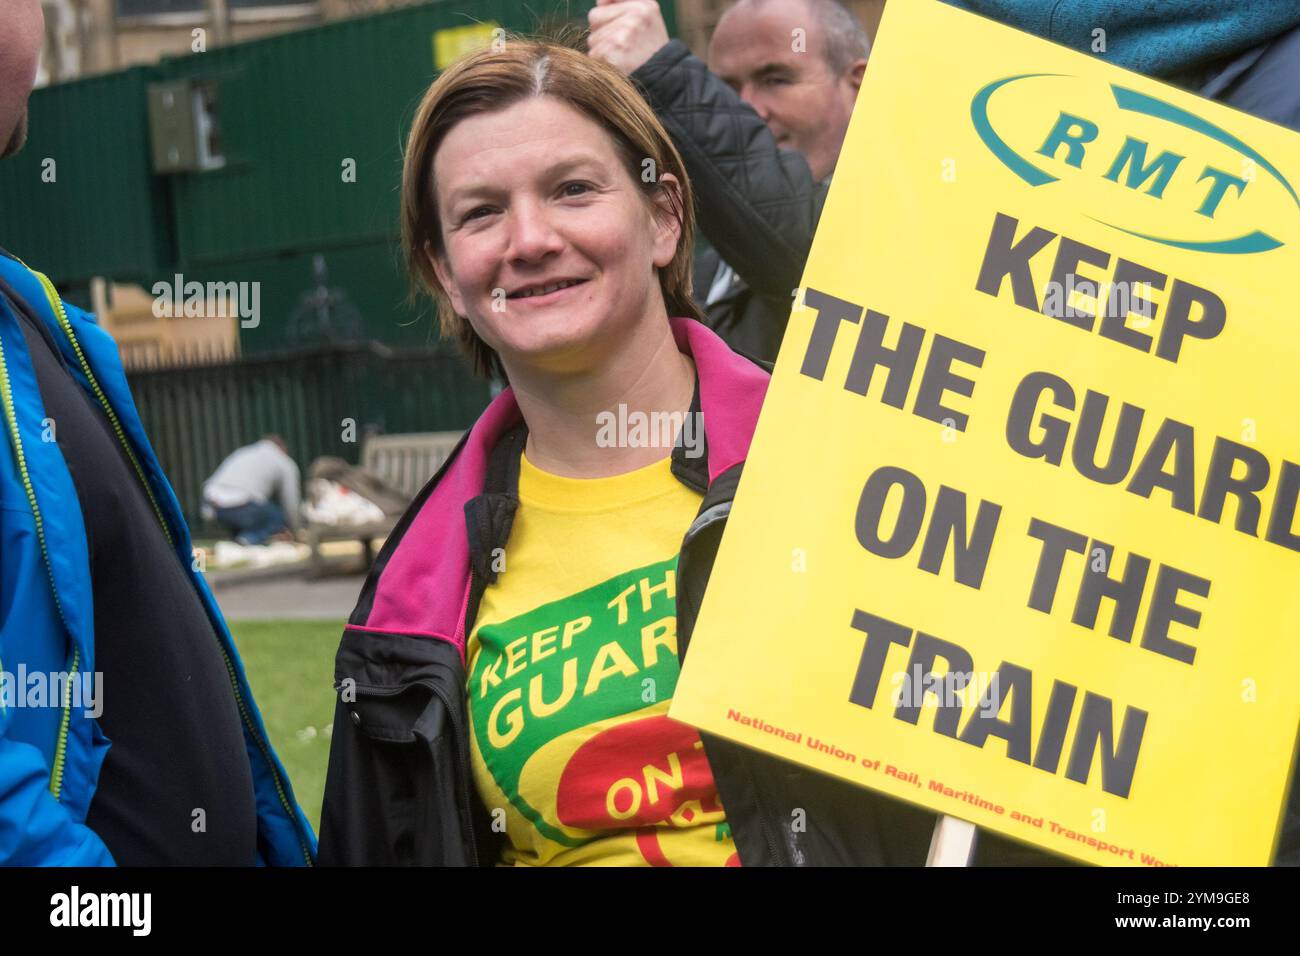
(505, 277, 592, 305)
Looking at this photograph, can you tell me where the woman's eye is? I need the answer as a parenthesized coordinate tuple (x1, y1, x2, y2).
(463, 206, 494, 223)
(560, 181, 592, 198)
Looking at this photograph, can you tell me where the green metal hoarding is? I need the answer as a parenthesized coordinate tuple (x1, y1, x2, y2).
(0, 66, 170, 285)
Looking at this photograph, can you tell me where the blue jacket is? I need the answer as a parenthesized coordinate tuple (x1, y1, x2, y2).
(0, 251, 316, 865)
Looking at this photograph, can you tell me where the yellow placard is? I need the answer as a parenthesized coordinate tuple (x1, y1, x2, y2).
(433, 22, 500, 71)
(670, 0, 1300, 866)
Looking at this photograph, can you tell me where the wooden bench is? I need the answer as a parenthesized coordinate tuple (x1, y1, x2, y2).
(305, 430, 463, 575)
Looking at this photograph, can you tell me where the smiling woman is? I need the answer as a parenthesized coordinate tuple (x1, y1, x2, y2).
(317, 38, 799, 868)
(400, 41, 704, 383)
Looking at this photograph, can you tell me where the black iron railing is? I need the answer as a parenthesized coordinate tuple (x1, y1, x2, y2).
(126, 341, 489, 524)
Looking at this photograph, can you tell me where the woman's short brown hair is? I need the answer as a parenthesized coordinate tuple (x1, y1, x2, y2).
(401, 36, 705, 378)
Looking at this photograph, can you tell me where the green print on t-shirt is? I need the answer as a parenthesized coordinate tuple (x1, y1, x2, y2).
(469, 555, 682, 845)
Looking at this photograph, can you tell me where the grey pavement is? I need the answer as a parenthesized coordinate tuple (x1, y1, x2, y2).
(211, 572, 367, 621)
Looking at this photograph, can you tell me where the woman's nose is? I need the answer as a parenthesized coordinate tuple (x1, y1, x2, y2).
(506, 199, 565, 263)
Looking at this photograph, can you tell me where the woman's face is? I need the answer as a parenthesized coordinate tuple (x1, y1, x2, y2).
(430, 95, 681, 375)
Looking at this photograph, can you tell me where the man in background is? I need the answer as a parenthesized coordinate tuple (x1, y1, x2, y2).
(203, 434, 302, 545)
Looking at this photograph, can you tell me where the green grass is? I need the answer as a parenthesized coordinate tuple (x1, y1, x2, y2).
(228, 619, 344, 836)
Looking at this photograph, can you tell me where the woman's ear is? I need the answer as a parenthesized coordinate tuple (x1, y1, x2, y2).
(426, 240, 467, 316)
(649, 172, 684, 270)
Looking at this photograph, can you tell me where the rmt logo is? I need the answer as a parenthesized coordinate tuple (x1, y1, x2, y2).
(971, 74, 1300, 254)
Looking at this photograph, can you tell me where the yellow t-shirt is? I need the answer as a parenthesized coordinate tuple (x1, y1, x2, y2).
(465, 450, 740, 866)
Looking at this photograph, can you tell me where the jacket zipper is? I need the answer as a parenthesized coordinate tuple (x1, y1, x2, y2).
(33, 272, 173, 544)
(50, 648, 80, 799)
(449, 567, 483, 866)
(32, 270, 312, 864)
(430, 679, 480, 866)
(0, 332, 79, 799)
